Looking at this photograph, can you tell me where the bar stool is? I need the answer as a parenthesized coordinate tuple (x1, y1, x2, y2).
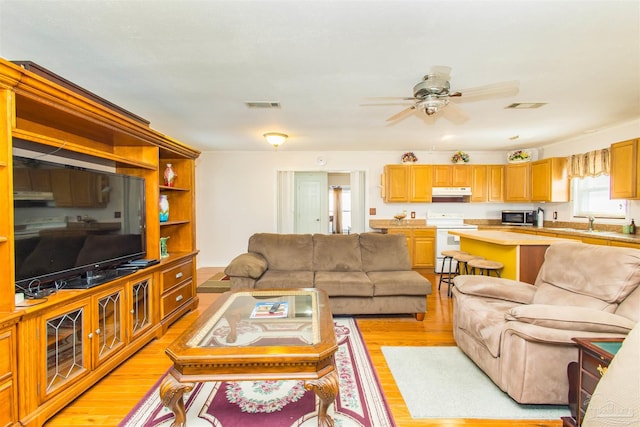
(468, 258, 504, 277)
(438, 250, 465, 293)
(448, 253, 484, 296)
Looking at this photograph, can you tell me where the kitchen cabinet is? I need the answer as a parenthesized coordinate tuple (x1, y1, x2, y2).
(382, 164, 432, 203)
(386, 228, 435, 271)
(530, 157, 569, 202)
(505, 162, 531, 202)
(470, 165, 487, 202)
(610, 138, 639, 199)
(50, 169, 109, 208)
(488, 165, 504, 202)
(432, 164, 472, 187)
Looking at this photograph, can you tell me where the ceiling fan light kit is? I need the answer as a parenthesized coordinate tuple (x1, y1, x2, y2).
(263, 132, 288, 148)
(367, 65, 519, 124)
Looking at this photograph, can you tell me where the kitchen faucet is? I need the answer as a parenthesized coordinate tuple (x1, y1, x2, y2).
(588, 216, 595, 231)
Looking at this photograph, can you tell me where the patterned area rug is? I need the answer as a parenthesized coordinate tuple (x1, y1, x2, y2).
(120, 318, 395, 426)
(197, 272, 231, 293)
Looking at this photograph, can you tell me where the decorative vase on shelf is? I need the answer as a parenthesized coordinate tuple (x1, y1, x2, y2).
(160, 237, 170, 258)
(159, 194, 169, 222)
(164, 163, 177, 187)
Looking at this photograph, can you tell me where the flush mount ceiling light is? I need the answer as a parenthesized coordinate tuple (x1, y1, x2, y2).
(263, 132, 288, 148)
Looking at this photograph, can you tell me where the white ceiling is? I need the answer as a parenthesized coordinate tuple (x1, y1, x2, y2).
(0, 1, 638, 153)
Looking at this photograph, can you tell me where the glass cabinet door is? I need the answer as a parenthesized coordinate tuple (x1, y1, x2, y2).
(43, 302, 91, 400)
(93, 287, 126, 366)
(129, 276, 153, 341)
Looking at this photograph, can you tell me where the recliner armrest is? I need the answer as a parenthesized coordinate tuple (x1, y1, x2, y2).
(453, 275, 536, 304)
(224, 252, 268, 279)
(505, 304, 637, 334)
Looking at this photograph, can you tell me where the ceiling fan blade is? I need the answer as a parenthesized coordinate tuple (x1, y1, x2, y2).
(360, 101, 414, 107)
(365, 96, 418, 101)
(442, 101, 469, 124)
(454, 80, 519, 102)
(386, 105, 416, 122)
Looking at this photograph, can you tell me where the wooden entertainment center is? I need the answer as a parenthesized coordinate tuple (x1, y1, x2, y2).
(0, 58, 200, 426)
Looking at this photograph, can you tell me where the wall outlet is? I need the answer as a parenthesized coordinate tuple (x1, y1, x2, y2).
(369, 208, 376, 215)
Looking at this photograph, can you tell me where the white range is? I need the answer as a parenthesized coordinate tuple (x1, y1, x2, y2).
(426, 212, 478, 273)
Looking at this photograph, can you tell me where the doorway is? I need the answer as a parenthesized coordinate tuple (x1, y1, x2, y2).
(277, 170, 366, 234)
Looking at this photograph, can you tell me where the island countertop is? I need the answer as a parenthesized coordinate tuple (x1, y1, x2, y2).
(448, 230, 573, 245)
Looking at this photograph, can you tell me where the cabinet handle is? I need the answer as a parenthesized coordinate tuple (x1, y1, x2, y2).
(131, 309, 135, 314)
(88, 332, 93, 339)
(175, 272, 183, 279)
(175, 294, 183, 302)
(597, 364, 607, 376)
(95, 328, 101, 335)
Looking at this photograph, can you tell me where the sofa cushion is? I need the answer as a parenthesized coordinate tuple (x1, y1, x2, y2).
(533, 283, 616, 311)
(313, 234, 363, 272)
(453, 291, 520, 357)
(454, 275, 536, 304)
(535, 242, 640, 304)
(359, 232, 411, 272)
(225, 253, 268, 279)
(314, 271, 372, 297)
(505, 304, 637, 334)
(368, 271, 431, 296)
(254, 270, 314, 289)
(248, 233, 313, 271)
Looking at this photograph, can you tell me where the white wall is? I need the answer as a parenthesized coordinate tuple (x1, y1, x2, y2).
(196, 121, 640, 267)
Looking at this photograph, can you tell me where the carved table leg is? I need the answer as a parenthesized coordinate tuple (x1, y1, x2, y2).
(305, 369, 339, 427)
(159, 373, 194, 427)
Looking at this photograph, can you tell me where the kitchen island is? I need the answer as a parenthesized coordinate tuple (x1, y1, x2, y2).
(448, 230, 573, 283)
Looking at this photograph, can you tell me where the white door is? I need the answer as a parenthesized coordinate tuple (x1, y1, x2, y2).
(294, 172, 328, 234)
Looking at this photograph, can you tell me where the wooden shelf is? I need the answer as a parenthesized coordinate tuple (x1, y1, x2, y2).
(160, 185, 189, 192)
(160, 220, 190, 227)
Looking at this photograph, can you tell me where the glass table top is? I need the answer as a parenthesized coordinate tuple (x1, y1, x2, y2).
(187, 289, 319, 348)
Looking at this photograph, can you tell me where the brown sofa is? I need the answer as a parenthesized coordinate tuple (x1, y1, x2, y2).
(224, 232, 432, 319)
(452, 242, 640, 404)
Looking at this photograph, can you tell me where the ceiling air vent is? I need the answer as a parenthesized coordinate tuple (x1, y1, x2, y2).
(245, 101, 281, 109)
(505, 102, 547, 109)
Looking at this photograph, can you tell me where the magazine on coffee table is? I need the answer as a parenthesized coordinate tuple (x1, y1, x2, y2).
(250, 301, 288, 319)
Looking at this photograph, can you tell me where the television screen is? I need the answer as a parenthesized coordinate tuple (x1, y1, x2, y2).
(13, 155, 146, 291)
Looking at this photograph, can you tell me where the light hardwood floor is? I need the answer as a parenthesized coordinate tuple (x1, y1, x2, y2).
(45, 268, 562, 427)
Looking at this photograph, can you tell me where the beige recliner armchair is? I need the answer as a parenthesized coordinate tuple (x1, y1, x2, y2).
(451, 242, 640, 404)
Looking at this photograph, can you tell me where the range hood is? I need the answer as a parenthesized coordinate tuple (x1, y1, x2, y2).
(14, 190, 54, 201)
(432, 187, 472, 197)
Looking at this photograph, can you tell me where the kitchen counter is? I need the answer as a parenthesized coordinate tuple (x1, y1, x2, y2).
(448, 230, 572, 245)
(449, 230, 574, 283)
(369, 219, 434, 230)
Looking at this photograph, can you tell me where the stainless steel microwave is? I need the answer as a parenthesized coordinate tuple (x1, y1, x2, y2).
(501, 210, 537, 226)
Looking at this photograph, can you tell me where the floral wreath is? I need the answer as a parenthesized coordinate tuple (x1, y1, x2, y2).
(508, 150, 531, 161)
(451, 151, 469, 163)
(401, 152, 418, 163)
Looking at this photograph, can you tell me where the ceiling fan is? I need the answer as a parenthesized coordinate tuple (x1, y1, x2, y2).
(365, 66, 519, 124)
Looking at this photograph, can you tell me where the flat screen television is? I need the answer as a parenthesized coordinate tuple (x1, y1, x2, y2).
(13, 155, 146, 292)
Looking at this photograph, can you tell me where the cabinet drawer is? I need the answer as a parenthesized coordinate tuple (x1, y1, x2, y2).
(161, 260, 193, 293)
(161, 281, 194, 318)
(0, 380, 16, 426)
(0, 330, 12, 378)
(582, 352, 610, 379)
(580, 369, 599, 395)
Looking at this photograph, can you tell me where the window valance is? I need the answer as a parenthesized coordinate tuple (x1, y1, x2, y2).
(567, 148, 610, 178)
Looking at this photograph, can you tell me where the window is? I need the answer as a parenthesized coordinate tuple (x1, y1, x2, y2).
(572, 175, 626, 218)
(328, 187, 351, 234)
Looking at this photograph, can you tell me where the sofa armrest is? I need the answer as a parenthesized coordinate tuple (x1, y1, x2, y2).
(224, 253, 268, 279)
(505, 304, 637, 334)
(453, 275, 536, 304)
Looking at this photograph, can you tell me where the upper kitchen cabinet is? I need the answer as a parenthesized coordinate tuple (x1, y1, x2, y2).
(505, 162, 530, 202)
(383, 164, 432, 203)
(530, 157, 569, 202)
(470, 165, 488, 202)
(610, 139, 639, 199)
(432, 165, 472, 187)
(488, 165, 505, 202)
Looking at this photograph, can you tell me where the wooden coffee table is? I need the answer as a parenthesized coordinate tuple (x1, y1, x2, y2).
(160, 288, 338, 427)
